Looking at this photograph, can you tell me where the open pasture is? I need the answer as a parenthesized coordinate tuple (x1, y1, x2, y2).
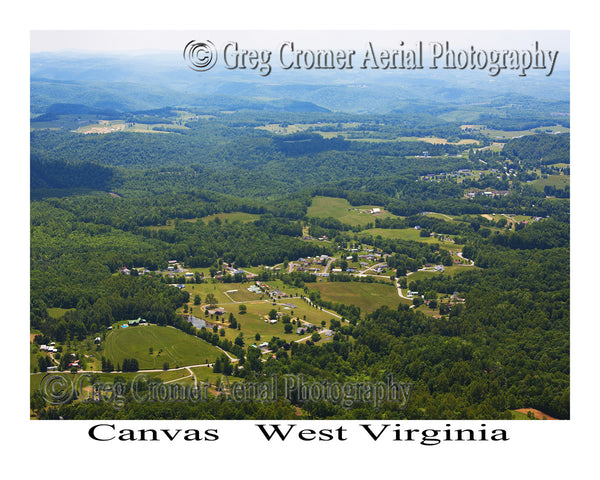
(307, 196, 398, 227)
(103, 324, 223, 370)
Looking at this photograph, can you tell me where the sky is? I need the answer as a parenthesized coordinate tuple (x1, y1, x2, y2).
(30, 30, 571, 82)
(30, 30, 569, 64)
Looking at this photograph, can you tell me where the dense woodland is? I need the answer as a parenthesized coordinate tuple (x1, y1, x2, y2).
(30, 88, 569, 421)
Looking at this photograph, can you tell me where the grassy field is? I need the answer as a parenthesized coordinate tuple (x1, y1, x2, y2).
(310, 281, 401, 313)
(47, 307, 74, 319)
(29, 368, 193, 394)
(397, 136, 479, 145)
(189, 366, 244, 386)
(307, 196, 398, 227)
(255, 122, 360, 135)
(476, 142, 505, 152)
(528, 174, 570, 192)
(481, 125, 569, 140)
(179, 281, 269, 307)
(180, 281, 340, 342)
(307, 131, 478, 146)
(405, 264, 477, 285)
(146, 212, 260, 232)
(178, 280, 310, 304)
(361, 227, 456, 248)
(76, 120, 189, 135)
(424, 212, 458, 222)
(200, 212, 261, 224)
(200, 297, 338, 343)
(103, 325, 223, 370)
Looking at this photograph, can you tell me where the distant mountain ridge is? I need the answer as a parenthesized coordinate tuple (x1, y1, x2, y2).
(30, 52, 570, 115)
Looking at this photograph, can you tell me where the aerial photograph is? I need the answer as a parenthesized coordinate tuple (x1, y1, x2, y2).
(29, 30, 570, 422)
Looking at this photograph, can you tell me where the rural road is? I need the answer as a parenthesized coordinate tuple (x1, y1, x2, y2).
(456, 252, 475, 266)
(326, 256, 341, 274)
(301, 296, 342, 319)
(354, 262, 388, 276)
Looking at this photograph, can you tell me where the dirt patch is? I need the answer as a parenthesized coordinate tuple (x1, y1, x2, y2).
(514, 408, 558, 420)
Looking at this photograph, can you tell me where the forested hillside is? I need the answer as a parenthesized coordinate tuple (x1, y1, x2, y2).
(30, 58, 569, 420)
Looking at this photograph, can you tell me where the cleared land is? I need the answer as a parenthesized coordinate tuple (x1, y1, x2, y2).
(180, 281, 339, 342)
(47, 307, 74, 319)
(406, 265, 477, 284)
(103, 324, 223, 369)
(482, 125, 569, 140)
(513, 408, 558, 420)
(200, 212, 260, 224)
(361, 227, 457, 249)
(255, 122, 359, 134)
(310, 281, 401, 313)
(307, 196, 397, 227)
(77, 120, 189, 135)
(528, 174, 570, 192)
(29, 368, 194, 393)
(146, 212, 260, 231)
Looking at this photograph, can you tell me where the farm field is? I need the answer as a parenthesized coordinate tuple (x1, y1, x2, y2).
(424, 212, 459, 222)
(29, 368, 192, 393)
(76, 120, 189, 134)
(145, 212, 260, 231)
(405, 264, 477, 284)
(200, 212, 261, 224)
(476, 142, 505, 152)
(361, 227, 458, 249)
(103, 324, 224, 370)
(397, 136, 479, 145)
(310, 281, 401, 313)
(47, 307, 74, 319)
(307, 196, 398, 226)
(180, 279, 307, 306)
(255, 122, 360, 134)
(199, 298, 337, 344)
(512, 408, 558, 420)
(528, 174, 570, 192)
(179, 281, 339, 342)
(481, 125, 569, 140)
(190, 366, 240, 385)
(305, 130, 479, 146)
(178, 281, 265, 306)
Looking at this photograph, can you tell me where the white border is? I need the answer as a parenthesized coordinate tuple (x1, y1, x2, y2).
(4, 1, 597, 477)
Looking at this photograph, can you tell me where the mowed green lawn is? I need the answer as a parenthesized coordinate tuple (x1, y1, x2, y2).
(47, 307, 74, 319)
(362, 227, 458, 249)
(529, 175, 570, 192)
(181, 280, 306, 308)
(29, 369, 193, 394)
(177, 281, 340, 343)
(103, 325, 223, 369)
(307, 196, 398, 227)
(180, 282, 265, 306)
(406, 264, 477, 282)
(310, 281, 401, 313)
(202, 298, 339, 344)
